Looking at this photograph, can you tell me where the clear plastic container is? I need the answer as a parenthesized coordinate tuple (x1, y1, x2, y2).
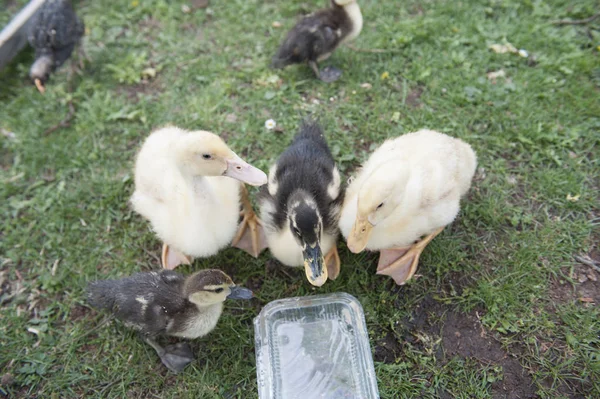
(254, 293, 380, 399)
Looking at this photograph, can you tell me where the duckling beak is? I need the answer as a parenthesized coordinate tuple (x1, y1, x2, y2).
(303, 244, 328, 287)
(224, 156, 268, 186)
(347, 216, 373, 253)
(227, 286, 253, 300)
(34, 78, 46, 94)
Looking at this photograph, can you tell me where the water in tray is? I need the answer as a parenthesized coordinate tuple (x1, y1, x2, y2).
(255, 293, 379, 399)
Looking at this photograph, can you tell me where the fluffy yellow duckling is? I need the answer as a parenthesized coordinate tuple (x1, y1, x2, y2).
(131, 127, 267, 269)
(339, 130, 477, 285)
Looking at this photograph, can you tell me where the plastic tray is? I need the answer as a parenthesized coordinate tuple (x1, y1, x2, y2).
(254, 293, 379, 399)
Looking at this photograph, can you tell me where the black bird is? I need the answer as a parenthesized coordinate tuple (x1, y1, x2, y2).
(271, 0, 363, 83)
(258, 120, 344, 286)
(28, 0, 84, 93)
(87, 269, 253, 373)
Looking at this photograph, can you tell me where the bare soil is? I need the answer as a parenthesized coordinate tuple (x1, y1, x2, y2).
(406, 86, 424, 108)
(69, 304, 91, 321)
(373, 330, 403, 363)
(440, 311, 537, 399)
(118, 79, 163, 104)
(375, 295, 539, 398)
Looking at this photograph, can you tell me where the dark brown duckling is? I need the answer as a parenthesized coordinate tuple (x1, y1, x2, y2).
(87, 269, 252, 373)
(271, 0, 362, 83)
(28, 0, 84, 93)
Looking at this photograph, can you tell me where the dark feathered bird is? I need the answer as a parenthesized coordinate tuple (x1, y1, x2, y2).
(259, 120, 344, 286)
(87, 269, 252, 373)
(271, 0, 362, 82)
(28, 0, 84, 93)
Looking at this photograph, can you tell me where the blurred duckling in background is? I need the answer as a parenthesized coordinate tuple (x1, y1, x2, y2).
(131, 127, 268, 270)
(271, 0, 363, 83)
(259, 120, 344, 286)
(87, 269, 253, 373)
(28, 0, 85, 93)
(339, 130, 477, 285)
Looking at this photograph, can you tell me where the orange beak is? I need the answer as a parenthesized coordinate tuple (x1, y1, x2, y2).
(346, 215, 373, 253)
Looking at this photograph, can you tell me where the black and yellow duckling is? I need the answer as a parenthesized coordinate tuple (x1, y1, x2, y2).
(27, 0, 84, 93)
(271, 0, 363, 83)
(258, 120, 344, 286)
(87, 269, 252, 373)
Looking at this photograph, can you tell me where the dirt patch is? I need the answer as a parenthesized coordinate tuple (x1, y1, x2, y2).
(4, 0, 18, 13)
(391, 82, 424, 108)
(70, 304, 91, 321)
(408, 4, 425, 17)
(439, 270, 475, 298)
(76, 343, 99, 355)
(265, 259, 303, 282)
(574, 235, 600, 303)
(373, 331, 402, 363)
(402, 296, 537, 399)
(548, 278, 575, 304)
(1, 372, 14, 386)
(549, 260, 599, 306)
(0, 270, 11, 302)
(118, 79, 163, 104)
(245, 275, 264, 292)
(191, 0, 209, 9)
(138, 17, 162, 32)
(401, 295, 444, 336)
(441, 312, 537, 399)
(406, 86, 424, 108)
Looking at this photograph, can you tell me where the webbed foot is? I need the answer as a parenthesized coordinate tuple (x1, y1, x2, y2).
(324, 245, 341, 280)
(145, 339, 195, 373)
(162, 243, 193, 270)
(309, 61, 342, 83)
(376, 227, 444, 285)
(160, 342, 195, 373)
(231, 185, 268, 257)
(319, 66, 343, 83)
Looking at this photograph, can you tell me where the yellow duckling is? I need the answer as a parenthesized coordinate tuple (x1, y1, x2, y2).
(131, 127, 267, 269)
(339, 130, 477, 285)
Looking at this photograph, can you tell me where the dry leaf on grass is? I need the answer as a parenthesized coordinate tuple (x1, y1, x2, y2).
(489, 43, 518, 54)
(486, 69, 506, 82)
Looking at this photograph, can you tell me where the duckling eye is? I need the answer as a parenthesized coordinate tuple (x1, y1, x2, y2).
(202, 154, 212, 160)
(376, 203, 384, 210)
(293, 227, 301, 237)
(214, 288, 224, 294)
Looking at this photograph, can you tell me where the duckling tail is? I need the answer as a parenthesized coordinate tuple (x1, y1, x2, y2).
(86, 280, 117, 310)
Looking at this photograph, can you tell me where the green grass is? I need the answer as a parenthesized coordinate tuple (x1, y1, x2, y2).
(1, 0, 599, 397)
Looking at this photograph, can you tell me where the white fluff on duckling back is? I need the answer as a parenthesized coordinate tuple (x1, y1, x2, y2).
(131, 127, 241, 258)
(339, 129, 477, 250)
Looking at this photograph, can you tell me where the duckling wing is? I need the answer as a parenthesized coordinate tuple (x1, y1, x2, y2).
(88, 271, 187, 336)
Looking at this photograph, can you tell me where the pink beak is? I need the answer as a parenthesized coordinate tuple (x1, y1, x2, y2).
(223, 156, 267, 186)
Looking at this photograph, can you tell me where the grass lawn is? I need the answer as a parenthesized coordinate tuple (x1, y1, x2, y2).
(1, 0, 599, 397)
